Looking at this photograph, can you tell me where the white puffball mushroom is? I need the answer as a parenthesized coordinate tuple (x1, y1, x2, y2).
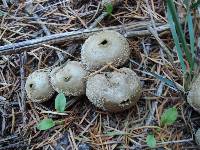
(86, 68, 141, 112)
(50, 61, 88, 96)
(187, 75, 200, 113)
(195, 129, 200, 145)
(25, 69, 55, 102)
(81, 30, 130, 70)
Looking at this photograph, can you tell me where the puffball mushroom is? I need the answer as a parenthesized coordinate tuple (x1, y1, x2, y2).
(50, 61, 88, 96)
(25, 69, 55, 102)
(195, 129, 200, 145)
(86, 68, 141, 112)
(81, 30, 130, 70)
(187, 75, 200, 113)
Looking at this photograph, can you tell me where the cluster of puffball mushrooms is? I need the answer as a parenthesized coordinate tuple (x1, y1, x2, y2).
(25, 29, 200, 113)
(25, 30, 142, 112)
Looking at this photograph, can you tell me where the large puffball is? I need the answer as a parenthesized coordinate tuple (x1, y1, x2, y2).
(25, 69, 55, 102)
(50, 61, 88, 96)
(86, 68, 141, 112)
(187, 75, 200, 113)
(81, 30, 130, 71)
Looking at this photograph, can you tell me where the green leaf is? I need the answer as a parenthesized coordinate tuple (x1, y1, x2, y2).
(37, 118, 55, 130)
(105, 3, 113, 15)
(55, 92, 67, 113)
(161, 107, 178, 126)
(146, 134, 156, 148)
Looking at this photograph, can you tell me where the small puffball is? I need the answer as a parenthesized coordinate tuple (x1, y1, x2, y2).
(195, 129, 200, 145)
(86, 68, 141, 112)
(25, 69, 55, 102)
(50, 61, 88, 96)
(81, 30, 130, 71)
(187, 75, 200, 113)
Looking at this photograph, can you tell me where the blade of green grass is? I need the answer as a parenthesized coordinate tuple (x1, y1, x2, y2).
(166, 0, 194, 72)
(129, 59, 182, 91)
(150, 72, 177, 89)
(0, 10, 5, 16)
(184, 0, 195, 59)
(187, 11, 195, 59)
(167, 8, 186, 74)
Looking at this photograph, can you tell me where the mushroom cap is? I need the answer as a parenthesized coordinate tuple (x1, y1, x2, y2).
(86, 67, 141, 112)
(25, 69, 55, 102)
(196, 129, 200, 145)
(187, 75, 200, 113)
(81, 30, 130, 70)
(50, 61, 88, 96)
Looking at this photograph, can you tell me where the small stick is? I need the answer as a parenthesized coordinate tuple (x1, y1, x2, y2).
(0, 107, 6, 135)
(41, 111, 68, 116)
(89, 12, 108, 29)
(85, 63, 112, 79)
(11, 108, 15, 133)
(20, 53, 27, 124)
(42, 44, 77, 59)
(80, 114, 99, 136)
(0, 23, 169, 55)
(108, 64, 121, 72)
(25, 0, 65, 62)
(2, 0, 8, 8)
(147, 26, 182, 80)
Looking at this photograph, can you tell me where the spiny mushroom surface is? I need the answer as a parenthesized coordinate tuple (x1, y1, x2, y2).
(187, 75, 200, 113)
(50, 61, 88, 96)
(81, 30, 130, 70)
(25, 69, 55, 103)
(86, 68, 141, 112)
